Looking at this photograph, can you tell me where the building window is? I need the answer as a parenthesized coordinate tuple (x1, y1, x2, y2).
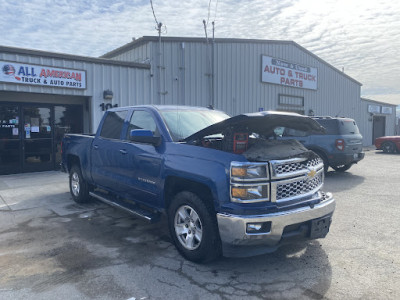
(278, 94, 305, 114)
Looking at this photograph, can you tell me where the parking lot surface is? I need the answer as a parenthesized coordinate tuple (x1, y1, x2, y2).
(0, 150, 399, 299)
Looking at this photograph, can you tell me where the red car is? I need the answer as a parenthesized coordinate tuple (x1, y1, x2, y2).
(375, 136, 400, 153)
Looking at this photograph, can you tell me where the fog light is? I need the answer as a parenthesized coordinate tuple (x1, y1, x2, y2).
(231, 187, 248, 198)
(247, 223, 262, 232)
(246, 222, 272, 234)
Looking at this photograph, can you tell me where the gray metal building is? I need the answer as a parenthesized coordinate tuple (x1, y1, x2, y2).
(103, 36, 397, 146)
(1, 37, 397, 174)
(0, 45, 150, 174)
(360, 98, 397, 144)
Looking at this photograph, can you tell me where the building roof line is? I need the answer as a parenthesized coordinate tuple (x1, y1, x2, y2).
(101, 36, 295, 58)
(0, 45, 150, 69)
(361, 97, 398, 107)
(101, 36, 362, 86)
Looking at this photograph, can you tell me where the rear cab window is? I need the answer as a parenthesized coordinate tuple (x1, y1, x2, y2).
(315, 118, 360, 135)
(282, 127, 308, 137)
(100, 110, 128, 139)
(338, 120, 360, 135)
(315, 119, 339, 135)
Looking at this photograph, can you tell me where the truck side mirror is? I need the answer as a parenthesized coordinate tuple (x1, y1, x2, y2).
(130, 129, 161, 146)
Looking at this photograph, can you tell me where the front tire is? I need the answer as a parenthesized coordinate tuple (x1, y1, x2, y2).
(69, 165, 90, 203)
(382, 142, 396, 153)
(168, 191, 221, 263)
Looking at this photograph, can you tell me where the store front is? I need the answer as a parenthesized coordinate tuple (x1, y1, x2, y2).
(0, 102, 83, 174)
(1, 45, 151, 175)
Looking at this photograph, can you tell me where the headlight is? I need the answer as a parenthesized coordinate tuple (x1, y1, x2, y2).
(230, 162, 269, 181)
(230, 162, 270, 203)
(231, 184, 269, 203)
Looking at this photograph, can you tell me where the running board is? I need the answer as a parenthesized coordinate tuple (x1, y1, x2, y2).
(89, 191, 160, 223)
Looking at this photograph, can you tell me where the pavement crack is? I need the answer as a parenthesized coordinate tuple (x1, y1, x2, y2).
(0, 193, 17, 226)
(0, 194, 12, 211)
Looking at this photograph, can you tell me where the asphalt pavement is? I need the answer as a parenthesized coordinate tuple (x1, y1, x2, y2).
(0, 149, 399, 299)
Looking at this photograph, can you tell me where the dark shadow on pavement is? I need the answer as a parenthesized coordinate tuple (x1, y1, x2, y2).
(323, 171, 365, 193)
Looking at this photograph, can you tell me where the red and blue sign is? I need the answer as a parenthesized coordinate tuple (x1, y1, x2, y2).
(1, 60, 86, 89)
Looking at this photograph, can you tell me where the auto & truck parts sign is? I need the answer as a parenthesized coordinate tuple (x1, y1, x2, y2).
(1, 60, 86, 89)
(261, 55, 317, 90)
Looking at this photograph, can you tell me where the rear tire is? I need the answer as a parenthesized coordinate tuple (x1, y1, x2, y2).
(382, 142, 396, 153)
(69, 165, 90, 203)
(168, 191, 221, 263)
(332, 163, 352, 172)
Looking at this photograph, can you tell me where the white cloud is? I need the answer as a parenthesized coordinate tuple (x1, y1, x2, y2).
(0, 0, 399, 104)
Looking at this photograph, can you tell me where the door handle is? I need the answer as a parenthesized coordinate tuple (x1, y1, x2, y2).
(93, 145, 99, 150)
(119, 149, 127, 155)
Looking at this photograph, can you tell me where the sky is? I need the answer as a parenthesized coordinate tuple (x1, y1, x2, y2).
(1, 0, 400, 109)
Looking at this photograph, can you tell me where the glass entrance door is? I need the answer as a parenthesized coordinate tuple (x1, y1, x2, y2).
(0, 105, 21, 174)
(0, 102, 84, 174)
(22, 106, 53, 172)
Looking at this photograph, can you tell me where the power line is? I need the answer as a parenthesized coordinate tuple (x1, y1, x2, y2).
(207, 0, 212, 26)
(150, 0, 159, 27)
(214, 0, 219, 23)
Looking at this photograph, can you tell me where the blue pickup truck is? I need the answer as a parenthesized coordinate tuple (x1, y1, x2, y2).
(61, 105, 335, 262)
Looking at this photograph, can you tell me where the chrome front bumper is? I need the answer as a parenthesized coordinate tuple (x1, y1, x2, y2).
(217, 192, 335, 253)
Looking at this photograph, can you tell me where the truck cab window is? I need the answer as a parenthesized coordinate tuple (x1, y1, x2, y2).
(100, 110, 128, 139)
(126, 110, 159, 140)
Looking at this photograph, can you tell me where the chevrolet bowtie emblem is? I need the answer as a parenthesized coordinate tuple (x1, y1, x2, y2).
(307, 168, 317, 179)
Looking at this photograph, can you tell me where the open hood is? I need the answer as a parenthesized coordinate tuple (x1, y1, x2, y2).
(184, 111, 325, 143)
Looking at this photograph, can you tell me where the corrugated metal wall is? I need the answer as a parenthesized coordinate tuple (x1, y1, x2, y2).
(6, 41, 395, 145)
(0, 51, 151, 132)
(110, 39, 381, 143)
(110, 43, 151, 64)
(47, 37, 394, 146)
(110, 40, 362, 114)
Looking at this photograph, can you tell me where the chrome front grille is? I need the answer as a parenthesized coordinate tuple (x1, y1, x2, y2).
(306, 157, 322, 168)
(269, 154, 324, 203)
(276, 171, 323, 200)
(229, 153, 325, 204)
(270, 156, 323, 180)
(274, 160, 304, 174)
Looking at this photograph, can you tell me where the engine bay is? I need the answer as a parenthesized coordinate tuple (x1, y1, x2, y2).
(192, 128, 312, 161)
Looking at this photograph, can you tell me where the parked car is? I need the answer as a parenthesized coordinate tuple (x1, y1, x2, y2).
(278, 116, 364, 173)
(61, 106, 335, 262)
(374, 136, 400, 153)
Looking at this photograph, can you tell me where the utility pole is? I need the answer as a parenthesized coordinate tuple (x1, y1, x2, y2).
(157, 22, 162, 105)
(211, 21, 215, 108)
(203, 20, 213, 108)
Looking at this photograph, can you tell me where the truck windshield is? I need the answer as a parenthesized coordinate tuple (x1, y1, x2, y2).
(160, 109, 230, 141)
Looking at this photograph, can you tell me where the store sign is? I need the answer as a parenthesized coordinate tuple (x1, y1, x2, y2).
(381, 106, 393, 114)
(0, 60, 86, 89)
(368, 105, 380, 113)
(261, 56, 318, 90)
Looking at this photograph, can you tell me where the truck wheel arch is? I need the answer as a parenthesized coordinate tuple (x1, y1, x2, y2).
(67, 155, 81, 173)
(164, 176, 217, 212)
